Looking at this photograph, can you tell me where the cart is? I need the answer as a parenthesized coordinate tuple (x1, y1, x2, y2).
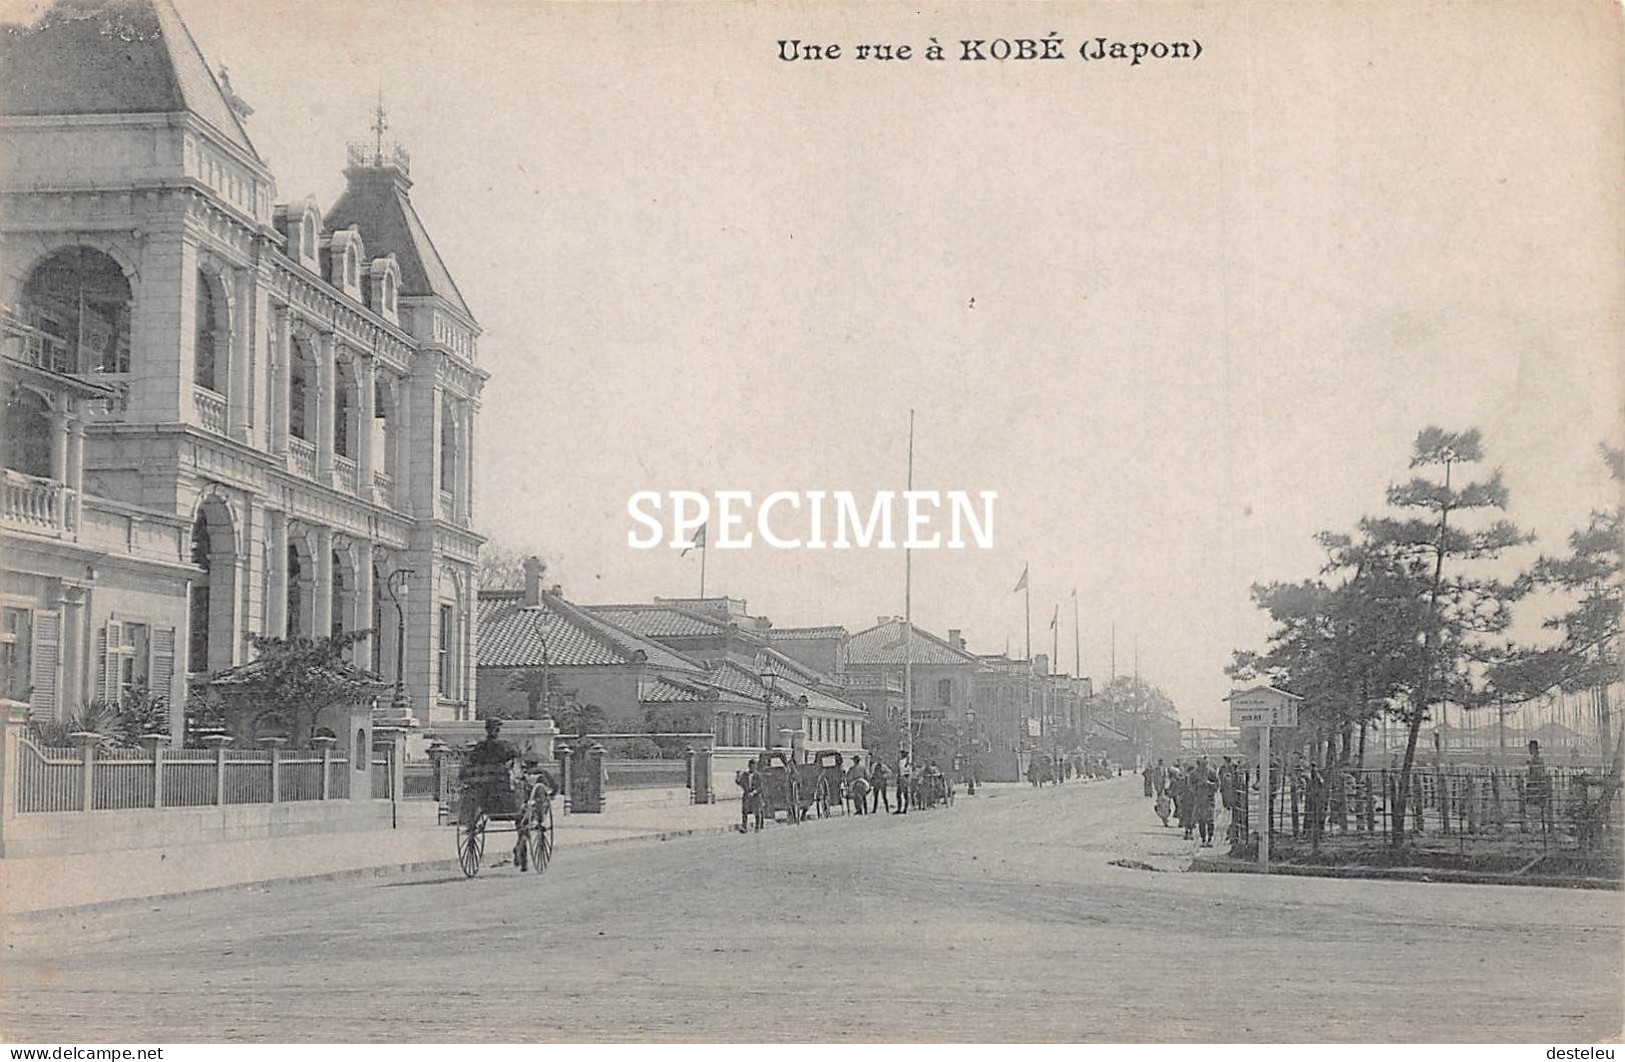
(455, 762, 557, 878)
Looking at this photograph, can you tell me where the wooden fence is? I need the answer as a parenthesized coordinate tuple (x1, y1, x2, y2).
(13, 736, 370, 813)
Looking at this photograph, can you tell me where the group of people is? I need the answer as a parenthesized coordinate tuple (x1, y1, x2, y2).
(1143, 756, 1247, 847)
(735, 752, 956, 833)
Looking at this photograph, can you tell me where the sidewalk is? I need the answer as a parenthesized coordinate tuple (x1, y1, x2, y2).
(1, 797, 744, 915)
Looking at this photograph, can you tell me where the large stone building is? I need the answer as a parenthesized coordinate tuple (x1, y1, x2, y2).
(0, 0, 485, 737)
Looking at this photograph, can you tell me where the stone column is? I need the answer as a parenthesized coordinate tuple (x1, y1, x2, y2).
(267, 511, 288, 637)
(59, 586, 86, 714)
(312, 525, 334, 638)
(49, 409, 69, 483)
(271, 305, 291, 456)
(459, 401, 474, 525)
(354, 538, 375, 669)
(357, 355, 377, 502)
(316, 331, 336, 479)
(65, 415, 85, 532)
(228, 268, 252, 442)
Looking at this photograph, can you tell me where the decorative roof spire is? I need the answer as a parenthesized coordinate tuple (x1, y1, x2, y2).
(216, 64, 253, 122)
(346, 87, 409, 175)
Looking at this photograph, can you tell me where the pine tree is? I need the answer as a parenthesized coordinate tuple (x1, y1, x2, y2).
(1360, 427, 1529, 846)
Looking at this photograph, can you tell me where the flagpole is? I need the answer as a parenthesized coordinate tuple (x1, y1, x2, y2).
(699, 536, 707, 598)
(1024, 565, 1032, 747)
(1073, 591, 1081, 678)
(903, 409, 915, 766)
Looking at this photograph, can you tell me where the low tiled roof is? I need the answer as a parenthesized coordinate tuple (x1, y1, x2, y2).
(478, 591, 702, 672)
(585, 603, 733, 640)
(638, 674, 716, 704)
(767, 626, 847, 641)
(848, 619, 979, 667)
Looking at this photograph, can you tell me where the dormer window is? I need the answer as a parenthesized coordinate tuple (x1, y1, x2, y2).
(368, 255, 401, 324)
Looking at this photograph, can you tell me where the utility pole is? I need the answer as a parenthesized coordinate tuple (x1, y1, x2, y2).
(902, 409, 915, 766)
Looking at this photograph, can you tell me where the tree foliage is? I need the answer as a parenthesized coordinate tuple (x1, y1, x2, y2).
(234, 632, 380, 748)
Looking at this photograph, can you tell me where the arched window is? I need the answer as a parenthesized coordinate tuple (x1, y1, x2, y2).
(19, 247, 131, 374)
(288, 336, 314, 441)
(189, 514, 211, 673)
(331, 555, 345, 638)
(0, 390, 52, 478)
(333, 364, 354, 458)
(439, 394, 457, 497)
(286, 544, 304, 637)
(193, 271, 223, 392)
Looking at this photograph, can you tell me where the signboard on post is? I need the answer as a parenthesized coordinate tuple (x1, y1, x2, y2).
(1228, 685, 1301, 729)
(1225, 684, 1304, 874)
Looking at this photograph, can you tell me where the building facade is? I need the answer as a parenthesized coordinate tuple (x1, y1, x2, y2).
(0, 0, 485, 736)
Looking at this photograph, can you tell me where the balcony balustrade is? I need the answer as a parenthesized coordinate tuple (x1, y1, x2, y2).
(288, 437, 317, 480)
(3, 469, 73, 538)
(373, 470, 394, 508)
(193, 385, 227, 436)
(334, 455, 358, 495)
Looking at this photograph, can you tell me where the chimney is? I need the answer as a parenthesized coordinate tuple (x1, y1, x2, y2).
(521, 556, 544, 607)
(948, 628, 963, 650)
(877, 616, 890, 627)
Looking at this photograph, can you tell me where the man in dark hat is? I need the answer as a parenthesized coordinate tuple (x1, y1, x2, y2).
(462, 717, 521, 822)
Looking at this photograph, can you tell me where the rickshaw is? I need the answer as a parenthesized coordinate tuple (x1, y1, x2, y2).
(455, 759, 557, 878)
(755, 750, 836, 823)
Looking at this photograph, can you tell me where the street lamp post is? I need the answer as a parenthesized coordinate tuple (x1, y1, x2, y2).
(384, 568, 414, 715)
(763, 669, 778, 755)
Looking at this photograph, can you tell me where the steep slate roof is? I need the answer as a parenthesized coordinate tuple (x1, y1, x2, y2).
(0, 0, 259, 158)
(585, 603, 734, 640)
(325, 168, 473, 320)
(848, 618, 980, 667)
(477, 590, 702, 672)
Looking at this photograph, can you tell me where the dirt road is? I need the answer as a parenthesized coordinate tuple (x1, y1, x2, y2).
(3, 777, 1619, 1042)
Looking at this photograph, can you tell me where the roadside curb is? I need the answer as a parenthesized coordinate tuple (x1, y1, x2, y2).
(9, 817, 748, 919)
(1188, 854, 1623, 890)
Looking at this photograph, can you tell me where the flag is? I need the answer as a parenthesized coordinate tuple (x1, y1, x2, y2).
(1012, 564, 1028, 593)
(681, 522, 707, 558)
(1049, 605, 1058, 631)
(1071, 587, 1077, 599)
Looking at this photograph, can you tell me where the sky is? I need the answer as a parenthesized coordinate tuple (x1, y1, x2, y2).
(32, 0, 1621, 725)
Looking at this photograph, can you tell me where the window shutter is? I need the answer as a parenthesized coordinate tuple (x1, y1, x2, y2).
(149, 627, 175, 704)
(99, 620, 121, 703)
(29, 610, 60, 716)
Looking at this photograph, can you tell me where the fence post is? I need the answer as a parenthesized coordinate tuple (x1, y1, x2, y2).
(204, 734, 233, 805)
(141, 734, 168, 810)
(555, 742, 574, 815)
(0, 700, 28, 856)
(71, 731, 98, 813)
(311, 735, 337, 800)
(262, 736, 287, 803)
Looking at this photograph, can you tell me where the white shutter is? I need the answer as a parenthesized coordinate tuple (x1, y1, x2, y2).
(99, 620, 121, 703)
(149, 627, 175, 704)
(29, 610, 60, 716)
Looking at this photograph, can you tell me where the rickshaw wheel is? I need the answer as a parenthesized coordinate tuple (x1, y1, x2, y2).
(813, 777, 831, 818)
(534, 798, 554, 873)
(457, 811, 487, 878)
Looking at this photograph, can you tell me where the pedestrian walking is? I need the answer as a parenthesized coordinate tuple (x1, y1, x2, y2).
(1190, 757, 1220, 846)
(1153, 759, 1168, 799)
(870, 759, 892, 814)
(1142, 762, 1155, 798)
(895, 757, 912, 814)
